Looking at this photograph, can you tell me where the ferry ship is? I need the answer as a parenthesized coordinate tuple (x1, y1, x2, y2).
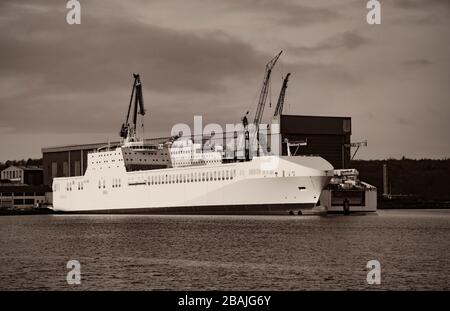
(52, 71, 334, 214)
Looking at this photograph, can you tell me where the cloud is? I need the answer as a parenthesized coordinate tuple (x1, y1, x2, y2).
(0, 6, 267, 95)
(395, 0, 450, 11)
(222, 0, 341, 27)
(0, 0, 356, 137)
(403, 58, 433, 66)
(0, 0, 449, 161)
(289, 31, 368, 55)
(0, 0, 279, 136)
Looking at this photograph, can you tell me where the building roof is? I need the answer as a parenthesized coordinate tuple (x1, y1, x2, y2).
(280, 114, 351, 135)
(41, 137, 170, 153)
(1, 165, 42, 172)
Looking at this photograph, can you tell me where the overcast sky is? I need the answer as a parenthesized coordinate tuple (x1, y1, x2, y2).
(0, 0, 449, 161)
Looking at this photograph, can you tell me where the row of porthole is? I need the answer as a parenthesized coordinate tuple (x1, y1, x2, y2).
(148, 170, 236, 185)
(91, 159, 123, 164)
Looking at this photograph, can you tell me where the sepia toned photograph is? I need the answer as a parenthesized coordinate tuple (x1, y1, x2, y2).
(0, 0, 449, 304)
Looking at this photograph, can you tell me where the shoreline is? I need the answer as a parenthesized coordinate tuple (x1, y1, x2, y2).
(1, 206, 450, 216)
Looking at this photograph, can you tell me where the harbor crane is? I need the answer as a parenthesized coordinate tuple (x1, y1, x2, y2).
(120, 73, 146, 141)
(273, 73, 291, 117)
(242, 50, 283, 159)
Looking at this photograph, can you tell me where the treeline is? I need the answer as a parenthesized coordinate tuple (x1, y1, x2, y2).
(351, 158, 450, 202)
(0, 158, 43, 172)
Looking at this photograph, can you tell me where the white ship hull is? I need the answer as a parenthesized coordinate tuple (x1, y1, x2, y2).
(52, 151, 333, 214)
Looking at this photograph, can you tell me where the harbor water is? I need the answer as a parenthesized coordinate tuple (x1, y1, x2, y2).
(0, 209, 449, 290)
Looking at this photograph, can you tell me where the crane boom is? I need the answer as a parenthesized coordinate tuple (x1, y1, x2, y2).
(253, 50, 283, 129)
(274, 72, 291, 117)
(241, 51, 283, 160)
(120, 73, 146, 139)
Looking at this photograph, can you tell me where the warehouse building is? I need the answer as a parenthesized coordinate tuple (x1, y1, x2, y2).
(1, 166, 43, 185)
(279, 115, 351, 169)
(41, 115, 351, 186)
(0, 185, 51, 210)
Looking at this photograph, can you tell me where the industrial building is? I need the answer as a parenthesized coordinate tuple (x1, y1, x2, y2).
(41, 115, 352, 186)
(1, 165, 43, 185)
(279, 115, 351, 169)
(0, 185, 51, 210)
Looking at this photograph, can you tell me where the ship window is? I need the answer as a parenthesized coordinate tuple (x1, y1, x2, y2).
(98, 180, 101, 189)
(213, 171, 217, 181)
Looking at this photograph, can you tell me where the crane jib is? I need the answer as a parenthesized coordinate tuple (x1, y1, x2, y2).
(120, 73, 146, 139)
